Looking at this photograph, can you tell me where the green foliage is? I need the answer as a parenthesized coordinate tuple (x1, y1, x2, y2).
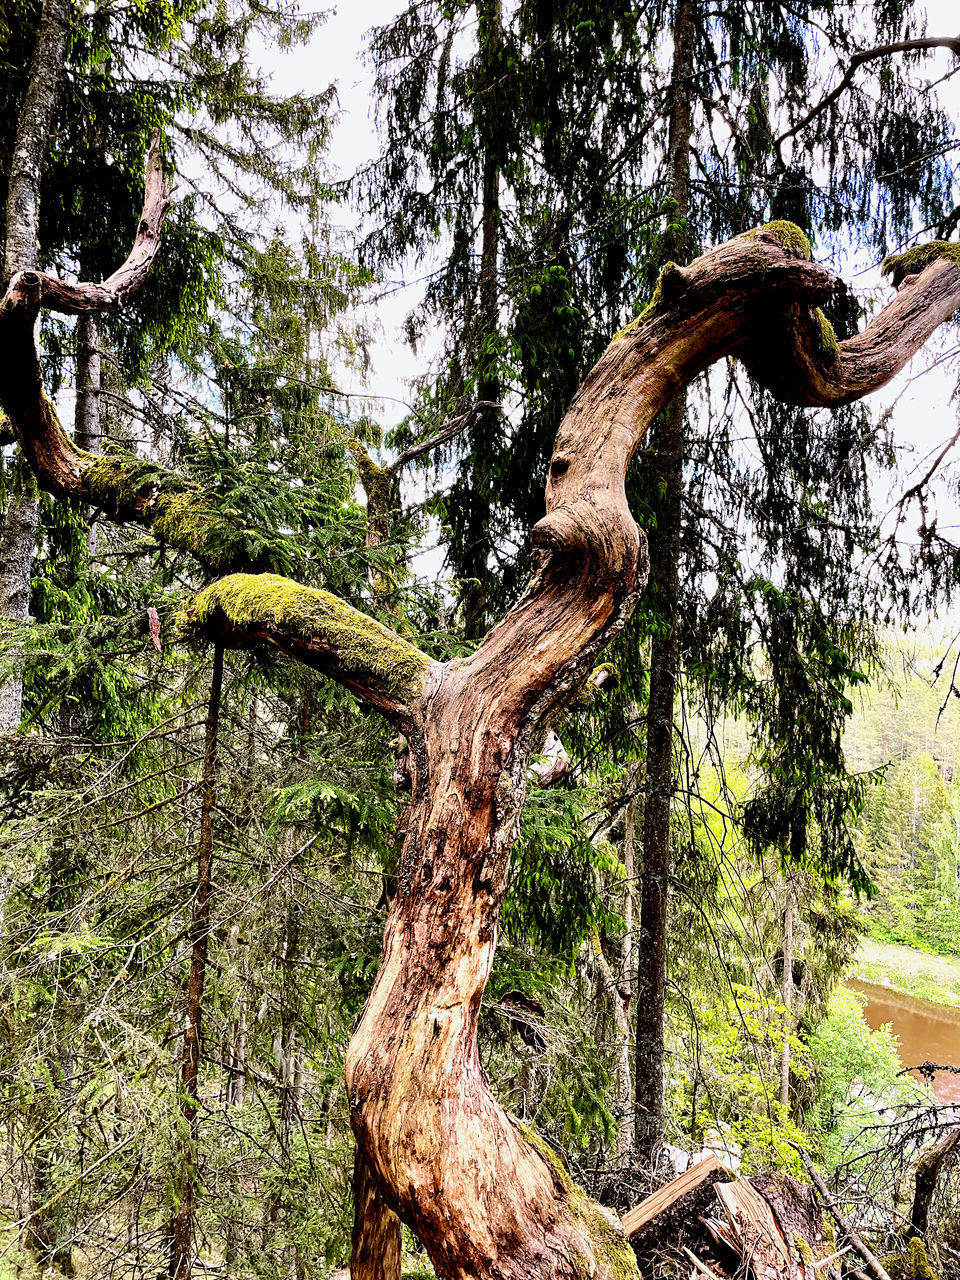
(805, 988, 930, 1168)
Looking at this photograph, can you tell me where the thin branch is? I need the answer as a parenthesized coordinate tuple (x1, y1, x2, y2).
(775, 38, 960, 148)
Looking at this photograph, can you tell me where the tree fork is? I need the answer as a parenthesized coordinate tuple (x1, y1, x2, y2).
(8, 149, 960, 1273)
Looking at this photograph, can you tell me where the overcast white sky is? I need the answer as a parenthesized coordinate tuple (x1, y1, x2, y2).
(262, 1, 960, 615)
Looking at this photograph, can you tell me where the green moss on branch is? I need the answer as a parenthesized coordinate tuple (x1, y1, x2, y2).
(759, 220, 812, 260)
(882, 240, 960, 288)
(179, 572, 431, 703)
(81, 453, 261, 573)
(812, 308, 841, 362)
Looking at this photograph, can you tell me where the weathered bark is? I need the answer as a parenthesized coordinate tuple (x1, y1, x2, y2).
(352, 1149, 403, 1280)
(7, 137, 960, 1278)
(779, 878, 795, 1113)
(910, 1127, 960, 1238)
(635, 0, 694, 1168)
(168, 644, 223, 1280)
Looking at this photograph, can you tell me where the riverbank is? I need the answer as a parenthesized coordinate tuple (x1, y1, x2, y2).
(852, 937, 960, 1009)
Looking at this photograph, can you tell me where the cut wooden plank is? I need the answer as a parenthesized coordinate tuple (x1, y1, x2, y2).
(622, 1154, 723, 1238)
(716, 1179, 794, 1280)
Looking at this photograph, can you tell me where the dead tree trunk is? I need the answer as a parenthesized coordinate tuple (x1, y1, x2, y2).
(5, 134, 960, 1280)
(910, 1127, 960, 1239)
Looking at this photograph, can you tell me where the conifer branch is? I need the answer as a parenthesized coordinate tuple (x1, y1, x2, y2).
(775, 37, 960, 149)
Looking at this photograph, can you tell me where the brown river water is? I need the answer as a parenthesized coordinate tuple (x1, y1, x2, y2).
(847, 979, 960, 1105)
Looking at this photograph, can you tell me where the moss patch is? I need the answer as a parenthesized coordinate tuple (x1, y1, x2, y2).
(82, 454, 254, 573)
(611, 262, 687, 342)
(517, 1122, 637, 1280)
(350, 440, 394, 513)
(880, 1238, 939, 1280)
(179, 573, 430, 701)
(759, 220, 812, 260)
(882, 241, 960, 288)
(812, 308, 841, 363)
(793, 1232, 815, 1266)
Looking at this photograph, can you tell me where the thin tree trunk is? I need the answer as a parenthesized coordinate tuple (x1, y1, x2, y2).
(634, 0, 694, 1168)
(0, 465, 39, 731)
(168, 645, 224, 1280)
(0, 0, 71, 730)
(462, 0, 501, 640)
(591, 929, 633, 1164)
(779, 877, 795, 1113)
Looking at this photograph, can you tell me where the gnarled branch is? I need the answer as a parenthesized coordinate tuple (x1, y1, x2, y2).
(178, 573, 435, 732)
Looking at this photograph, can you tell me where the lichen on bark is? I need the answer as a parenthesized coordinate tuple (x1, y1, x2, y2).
(179, 572, 431, 703)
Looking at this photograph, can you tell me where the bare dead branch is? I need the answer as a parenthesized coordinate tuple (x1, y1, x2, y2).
(794, 1146, 892, 1280)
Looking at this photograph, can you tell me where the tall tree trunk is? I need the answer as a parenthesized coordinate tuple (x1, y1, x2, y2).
(462, 0, 501, 641)
(634, 0, 694, 1168)
(0, 464, 39, 731)
(779, 877, 795, 1113)
(0, 0, 71, 731)
(169, 645, 223, 1280)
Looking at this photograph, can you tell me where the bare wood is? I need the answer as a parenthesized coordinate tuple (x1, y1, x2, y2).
(6, 128, 171, 314)
(716, 1180, 793, 1280)
(683, 1246, 723, 1280)
(621, 1155, 722, 1237)
(0, 131, 171, 504)
(796, 1148, 892, 1280)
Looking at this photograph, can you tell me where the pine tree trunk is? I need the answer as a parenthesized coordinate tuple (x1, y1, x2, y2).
(462, 0, 502, 640)
(634, 0, 694, 1168)
(779, 878, 795, 1112)
(169, 645, 223, 1280)
(0, 0, 71, 729)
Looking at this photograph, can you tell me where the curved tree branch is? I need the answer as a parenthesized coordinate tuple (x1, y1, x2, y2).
(9, 172, 960, 1280)
(178, 573, 435, 732)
